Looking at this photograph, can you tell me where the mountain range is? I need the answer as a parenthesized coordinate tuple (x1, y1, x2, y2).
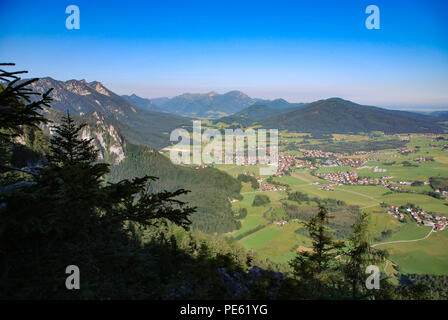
(121, 92, 306, 118)
(25, 77, 191, 149)
(26, 77, 447, 149)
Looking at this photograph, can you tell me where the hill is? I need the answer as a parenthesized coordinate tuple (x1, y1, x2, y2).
(235, 103, 301, 120)
(259, 98, 446, 134)
(431, 111, 448, 121)
(235, 104, 288, 120)
(253, 98, 306, 110)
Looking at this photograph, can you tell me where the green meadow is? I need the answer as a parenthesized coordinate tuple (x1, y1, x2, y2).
(218, 133, 448, 274)
(379, 230, 448, 275)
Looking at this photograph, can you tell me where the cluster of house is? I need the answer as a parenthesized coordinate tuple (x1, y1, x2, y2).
(387, 205, 405, 220)
(316, 171, 359, 185)
(434, 189, 448, 197)
(298, 149, 341, 158)
(195, 163, 209, 169)
(396, 180, 413, 185)
(354, 150, 378, 156)
(260, 183, 286, 192)
(322, 157, 370, 168)
(360, 177, 391, 186)
(275, 155, 300, 176)
(384, 134, 411, 141)
(316, 170, 392, 187)
(398, 147, 418, 154)
(386, 205, 447, 231)
(239, 174, 287, 192)
(407, 207, 447, 231)
(414, 156, 434, 162)
(295, 160, 313, 168)
(398, 135, 411, 141)
(422, 133, 445, 138)
(315, 171, 358, 184)
(276, 220, 287, 228)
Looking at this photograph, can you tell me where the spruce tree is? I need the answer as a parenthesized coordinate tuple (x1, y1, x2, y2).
(289, 205, 345, 298)
(0, 63, 52, 182)
(342, 212, 388, 299)
(0, 63, 52, 144)
(47, 112, 98, 166)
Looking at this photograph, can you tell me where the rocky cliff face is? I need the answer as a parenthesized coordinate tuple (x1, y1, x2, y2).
(42, 109, 126, 165)
(82, 111, 126, 165)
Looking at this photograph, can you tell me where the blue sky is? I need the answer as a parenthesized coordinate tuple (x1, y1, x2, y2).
(1, 0, 447, 110)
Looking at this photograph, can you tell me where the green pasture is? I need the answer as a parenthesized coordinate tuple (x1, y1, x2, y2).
(381, 230, 448, 275)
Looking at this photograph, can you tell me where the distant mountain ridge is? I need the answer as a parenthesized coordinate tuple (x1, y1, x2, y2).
(138, 90, 253, 118)
(122, 92, 306, 118)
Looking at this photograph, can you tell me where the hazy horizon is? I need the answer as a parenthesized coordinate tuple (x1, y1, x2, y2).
(13, 74, 448, 112)
(1, 0, 447, 111)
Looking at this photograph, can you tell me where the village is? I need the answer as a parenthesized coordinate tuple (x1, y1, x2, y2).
(387, 205, 447, 232)
(315, 170, 391, 187)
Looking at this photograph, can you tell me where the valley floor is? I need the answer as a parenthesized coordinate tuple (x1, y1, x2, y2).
(216, 132, 448, 275)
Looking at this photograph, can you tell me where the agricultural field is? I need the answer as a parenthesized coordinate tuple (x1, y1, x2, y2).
(378, 229, 448, 275)
(220, 132, 448, 275)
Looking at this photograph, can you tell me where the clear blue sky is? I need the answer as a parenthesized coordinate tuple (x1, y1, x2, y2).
(1, 0, 447, 110)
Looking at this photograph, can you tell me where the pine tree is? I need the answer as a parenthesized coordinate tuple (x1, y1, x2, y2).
(342, 212, 388, 299)
(289, 205, 345, 298)
(47, 112, 98, 166)
(0, 63, 52, 182)
(0, 63, 52, 144)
